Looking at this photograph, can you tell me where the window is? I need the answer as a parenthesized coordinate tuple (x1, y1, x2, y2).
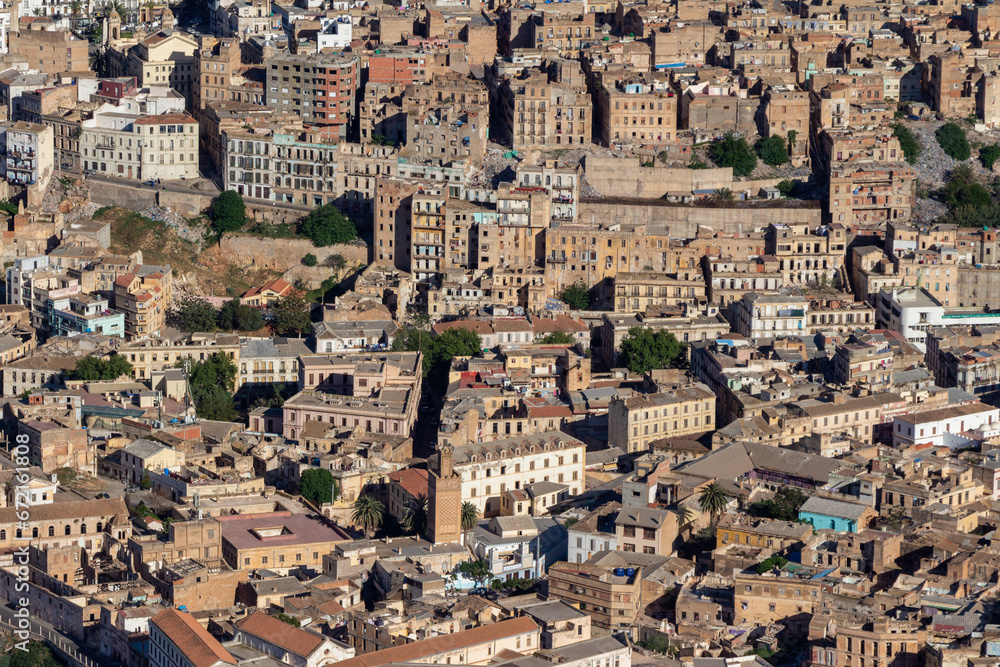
(623, 526, 635, 537)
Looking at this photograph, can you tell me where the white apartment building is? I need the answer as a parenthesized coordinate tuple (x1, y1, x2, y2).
(877, 287, 1000, 351)
(317, 16, 353, 51)
(892, 402, 1000, 450)
(731, 290, 809, 339)
(453, 431, 586, 517)
(1, 121, 54, 189)
(80, 110, 200, 181)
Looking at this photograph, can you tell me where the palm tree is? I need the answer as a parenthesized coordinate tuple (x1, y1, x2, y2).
(711, 187, 735, 202)
(70, 0, 82, 17)
(698, 482, 731, 528)
(951, 163, 976, 184)
(461, 501, 480, 546)
(402, 493, 428, 537)
(351, 495, 384, 539)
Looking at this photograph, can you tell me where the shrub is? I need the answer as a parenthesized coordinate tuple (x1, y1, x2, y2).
(892, 123, 921, 164)
(560, 281, 591, 310)
(209, 190, 246, 234)
(302, 253, 318, 267)
(936, 122, 971, 161)
(777, 179, 797, 197)
(298, 204, 357, 247)
(981, 144, 1000, 170)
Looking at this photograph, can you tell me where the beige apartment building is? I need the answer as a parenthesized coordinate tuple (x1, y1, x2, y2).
(498, 70, 592, 150)
(596, 72, 678, 147)
(608, 383, 716, 453)
(106, 30, 199, 104)
(80, 111, 200, 181)
(113, 269, 173, 341)
(452, 431, 587, 517)
(548, 560, 643, 628)
(612, 271, 706, 313)
(120, 333, 240, 380)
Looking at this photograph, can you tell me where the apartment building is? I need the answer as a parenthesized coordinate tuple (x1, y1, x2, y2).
(703, 256, 783, 307)
(833, 341, 893, 388)
(829, 162, 915, 225)
(8, 25, 88, 75)
(608, 384, 716, 453)
(222, 124, 396, 209)
(113, 268, 172, 340)
(730, 290, 809, 339)
(403, 104, 488, 167)
(596, 72, 678, 147)
(733, 569, 827, 633)
(1, 121, 53, 190)
(765, 222, 847, 287)
(811, 619, 926, 667)
(218, 511, 348, 571)
(80, 111, 200, 181)
(612, 271, 707, 313)
(451, 432, 587, 517)
(615, 507, 679, 556)
(120, 334, 240, 381)
(106, 30, 199, 104)
(266, 52, 359, 138)
(548, 556, 644, 629)
(48, 294, 125, 338)
(498, 69, 592, 150)
(150, 608, 237, 667)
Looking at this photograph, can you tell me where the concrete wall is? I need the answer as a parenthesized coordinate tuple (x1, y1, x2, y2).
(578, 200, 822, 237)
(87, 179, 159, 210)
(584, 156, 734, 198)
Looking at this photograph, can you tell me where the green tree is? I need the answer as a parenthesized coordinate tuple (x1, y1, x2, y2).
(942, 165, 992, 209)
(209, 190, 246, 235)
(402, 493, 428, 536)
(273, 294, 312, 336)
(981, 144, 1000, 170)
(560, 281, 591, 310)
(274, 613, 301, 627)
(186, 353, 238, 421)
(300, 468, 336, 505)
(748, 487, 808, 522)
(711, 187, 735, 202)
(619, 327, 687, 374)
(709, 132, 757, 178)
(461, 500, 481, 545)
(458, 558, 494, 589)
(892, 123, 921, 164)
(756, 555, 789, 574)
(10, 641, 64, 667)
(140, 474, 152, 490)
(539, 331, 575, 345)
(217, 298, 263, 331)
(170, 296, 218, 332)
(698, 482, 731, 528)
(776, 179, 797, 197)
(351, 495, 384, 538)
(936, 122, 972, 161)
(298, 204, 357, 247)
(302, 253, 318, 267)
(71, 355, 134, 381)
(754, 135, 789, 166)
(324, 253, 348, 273)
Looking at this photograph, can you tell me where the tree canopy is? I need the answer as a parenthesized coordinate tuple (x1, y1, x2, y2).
(748, 487, 808, 522)
(170, 297, 218, 332)
(942, 165, 992, 209)
(710, 132, 757, 178)
(936, 122, 971, 161)
(619, 327, 687, 374)
(217, 297, 264, 332)
(274, 294, 312, 336)
(71, 355, 133, 381)
(298, 204, 358, 247)
(981, 144, 1000, 170)
(300, 468, 337, 505)
(209, 190, 246, 235)
(892, 123, 921, 165)
(539, 331, 575, 345)
(754, 135, 789, 166)
(560, 281, 591, 310)
(186, 352, 238, 421)
(393, 326, 482, 387)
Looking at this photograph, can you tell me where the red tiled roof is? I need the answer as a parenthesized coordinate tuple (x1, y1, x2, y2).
(114, 275, 135, 287)
(525, 405, 573, 419)
(330, 617, 539, 667)
(150, 608, 236, 667)
(235, 611, 324, 658)
(532, 315, 588, 334)
(432, 320, 492, 336)
(388, 468, 429, 498)
(134, 113, 197, 125)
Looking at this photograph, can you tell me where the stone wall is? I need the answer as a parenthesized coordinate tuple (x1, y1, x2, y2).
(585, 156, 734, 197)
(578, 199, 823, 237)
(87, 179, 159, 210)
(218, 233, 368, 273)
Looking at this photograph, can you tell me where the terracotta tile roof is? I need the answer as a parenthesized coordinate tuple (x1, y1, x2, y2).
(134, 113, 197, 125)
(0, 497, 127, 524)
(150, 608, 237, 667)
(387, 468, 429, 499)
(431, 320, 493, 336)
(114, 275, 135, 287)
(235, 611, 324, 657)
(330, 617, 538, 667)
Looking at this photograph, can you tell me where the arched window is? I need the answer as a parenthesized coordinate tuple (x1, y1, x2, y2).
(0, 529, 5, 540)
(48, 526, 54, 537)
(32, 527, 38, 538)
(15, 529, 22, 539)
(80, 524, 87, 534)
(65, 525, 71, 535)
(96, 522, 103, 533)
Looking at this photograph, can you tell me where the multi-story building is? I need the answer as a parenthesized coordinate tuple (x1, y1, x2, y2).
(765, 222, 847, 287)
(451, 432, 587, 517)
(497, 69, 591, 150)
(833, 340, 893, 388)
(0, 121, 54, 190)
(829, 162, 915, 225)
(150, 608, 238, 667)
(548, 554, 649, 629)
(608, 384, 716, 453)
(120, 333, 241, 381)
(8, 25, 89, 75)
(113, 268, 173, 340)
(811, 619, 926, 667)
(218, 511, 348, 571)
(612, 271, 707, 313)
(730, 290, 809, 339)
(402, 104, 488, 167)
(20, 418, 91, 474)
(703, 256, 784, 307)
(80, 111, 200, 181)
(106, 30, 199, 105)
(265, 52, 359, 139)
(48, 294, 125, 338)
(596, 72, 678, 147)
